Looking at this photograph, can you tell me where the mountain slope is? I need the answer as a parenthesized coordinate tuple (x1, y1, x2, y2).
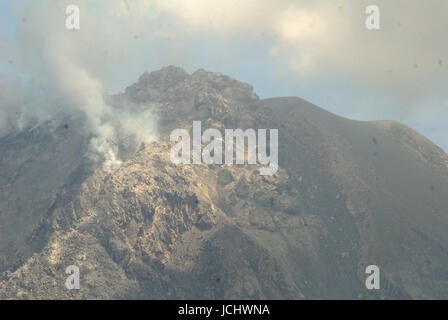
(0, 66, 447, 299)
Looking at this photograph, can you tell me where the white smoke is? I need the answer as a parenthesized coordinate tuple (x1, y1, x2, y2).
(4, 0, 448, 151)
(0, 75, 23, 136)
(9, 0, 158, 172)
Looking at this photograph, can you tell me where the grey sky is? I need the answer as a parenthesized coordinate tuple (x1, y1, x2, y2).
(1, 0, 447, 150)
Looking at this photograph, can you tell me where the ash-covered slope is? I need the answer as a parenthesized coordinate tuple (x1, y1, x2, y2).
(1, 66, 448, 299)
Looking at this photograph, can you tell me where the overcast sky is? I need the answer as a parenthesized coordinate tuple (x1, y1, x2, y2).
(1, 0, 448, 150)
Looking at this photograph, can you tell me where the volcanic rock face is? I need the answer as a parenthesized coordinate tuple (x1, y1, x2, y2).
(1, 66, 448, 299)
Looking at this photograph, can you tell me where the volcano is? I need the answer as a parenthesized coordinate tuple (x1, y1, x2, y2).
(1, 66, 448, 299)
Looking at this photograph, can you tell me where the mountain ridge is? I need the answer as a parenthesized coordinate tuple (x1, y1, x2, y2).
(0, 66, 447, 299)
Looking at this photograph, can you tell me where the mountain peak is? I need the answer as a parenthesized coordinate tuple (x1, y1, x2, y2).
(124, 66, 259, 105)
(2, 68, 448, 299)
(134, 65, 189, 90)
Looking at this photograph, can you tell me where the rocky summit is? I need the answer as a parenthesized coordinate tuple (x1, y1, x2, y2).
(1, 66, 448, 299)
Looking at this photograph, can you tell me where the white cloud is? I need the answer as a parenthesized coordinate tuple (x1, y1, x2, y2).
(3, 0, 447, 146)
(12, 0, 447, 98)
(148, 0, 448, 98)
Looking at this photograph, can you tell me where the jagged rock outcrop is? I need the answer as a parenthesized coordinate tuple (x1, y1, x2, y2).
(1, 66, 448, 299)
